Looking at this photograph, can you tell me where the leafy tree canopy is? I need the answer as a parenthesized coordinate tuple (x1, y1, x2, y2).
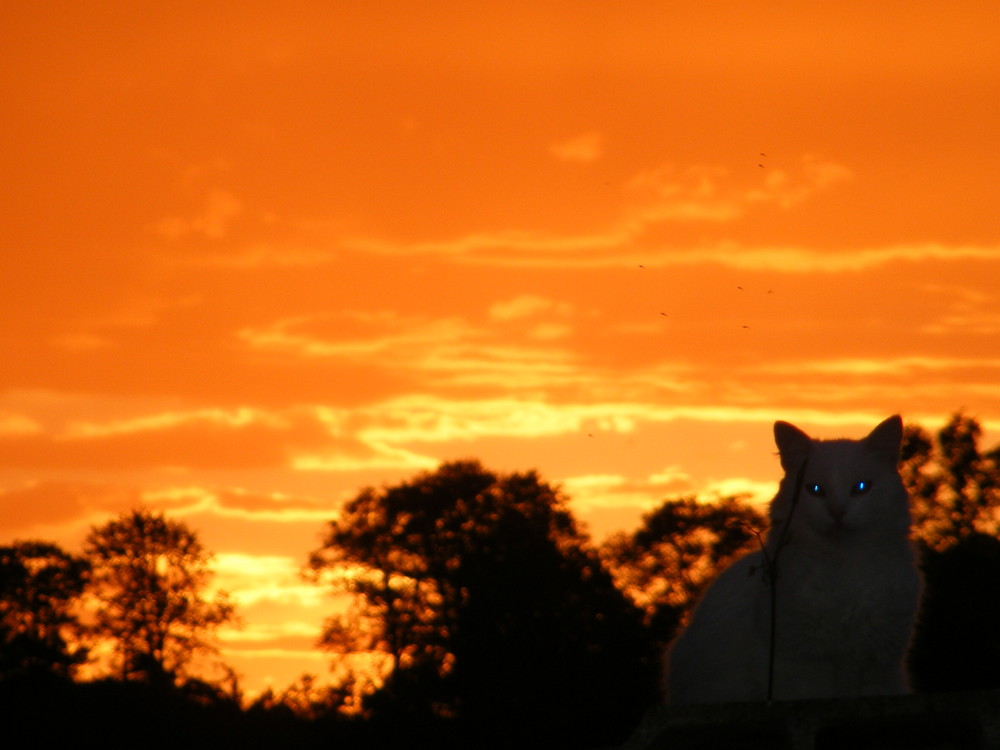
(601, 495, 767, 645)
(0, 540, 90, 680)
(84, 509, 236, 687)
(307, 460, 658, 745)
(902, 412, 1000, 550)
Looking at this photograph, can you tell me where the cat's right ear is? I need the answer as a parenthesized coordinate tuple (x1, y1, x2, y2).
(774, 421, 811, 473)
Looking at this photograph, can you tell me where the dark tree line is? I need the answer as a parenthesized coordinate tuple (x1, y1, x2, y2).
(1, 509, 235, 692)
(305, 460, 658, 746)
(900, 413, 1000, 691)
(84, 509, 235, 687)
(0, 541, 89, 680)
(3, 412, 1000, 747)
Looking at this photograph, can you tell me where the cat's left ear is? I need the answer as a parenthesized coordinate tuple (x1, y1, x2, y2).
(864, 415, 903, 464)
(774, 421, 811, 473)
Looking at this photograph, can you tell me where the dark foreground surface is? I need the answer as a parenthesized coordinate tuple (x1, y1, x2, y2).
(622, 691, 1000, 750)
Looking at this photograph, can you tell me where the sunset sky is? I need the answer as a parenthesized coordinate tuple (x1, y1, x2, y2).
(4, 2, 1000, 696)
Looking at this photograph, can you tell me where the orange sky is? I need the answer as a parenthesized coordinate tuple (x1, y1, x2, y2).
(3, 1, 1000, 696)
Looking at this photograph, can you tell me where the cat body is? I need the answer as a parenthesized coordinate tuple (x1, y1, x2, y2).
(665, 416, 922, 704)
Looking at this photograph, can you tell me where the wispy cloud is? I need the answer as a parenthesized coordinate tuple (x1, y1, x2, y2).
(237, 309, 583, 390)
(653, 242, 1000, 274)
(237, 311, 472, 359)
(561, 468, 777, 525)
(550, 131, 604, 163)
(62, 407, 288, 439)
(344, 155, 856, 267)
(141, 486, 337, 524)
(346, 396, 894, 448)
(214, 553, 327, 608)
(183, 242, 337, 269)
(440, 240, 1000, 272)
(921, 312, 1000, 336)
(154, 188, 243, 240)
(291, 443, 437, 473)
(488, 294, 574, 321)
(753, 356, 1000, 377)
(0, 413, 43, 436)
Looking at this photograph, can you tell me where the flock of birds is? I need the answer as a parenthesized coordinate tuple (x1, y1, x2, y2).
(636, 151, 776, 331)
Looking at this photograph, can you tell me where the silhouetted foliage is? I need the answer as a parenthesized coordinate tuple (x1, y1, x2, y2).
(901, 414, 1000, 694)
(902, 413, 1000, 550)
(84, 509, 236, 687)
(307, 460, 659, 747)
(601, 495, 767, 646)
(909, 532, 1000, 692)
(248, 672, 358, 720)
(0, 541, 89, 680)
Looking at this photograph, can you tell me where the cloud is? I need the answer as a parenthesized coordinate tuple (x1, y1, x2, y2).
(62, 407, 288, 439)
(742, 156, 853, 209)
(182, 242, 337, 269)
(237, 311, 471, 359)
(528, 323, 573, 340)
(489, 294, 573, 321)
(624, 155, 853, 220)
(291, 444, 437, 473)
(921, 312, 1000, 336)
(336, 155, 940, 270)
(624, 164, 743, 222)
(238, 310, 583, 391)
(550, 131, 604, 163)
(155, 188, 243, 240)
(442, 240, 1000, 272)
(140, 485, 337, 524)
(214, 553, 327, 609)
(347, 155, 852, 256)
(653, 242, 1000, 274)
(488, 295, 575, 340)
(701, 477, 778, 504)
(345, 396, 894, 453)
(0, 413, 43, 436)
(353, 396, 626, 445)
(441, 399, 919, 445)
(0, 406, 332, 471)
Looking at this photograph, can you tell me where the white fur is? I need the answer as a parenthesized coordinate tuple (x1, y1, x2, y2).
(665, 416, 922, 704)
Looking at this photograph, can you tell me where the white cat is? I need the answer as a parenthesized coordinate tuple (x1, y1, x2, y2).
(665, 415, 922, 704)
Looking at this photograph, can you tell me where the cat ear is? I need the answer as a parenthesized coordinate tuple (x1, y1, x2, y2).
(774, 421, 811, 473)
(864, 415, 903, 464)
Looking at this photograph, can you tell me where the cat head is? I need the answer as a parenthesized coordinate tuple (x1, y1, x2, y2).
(770, 415, 910, 540)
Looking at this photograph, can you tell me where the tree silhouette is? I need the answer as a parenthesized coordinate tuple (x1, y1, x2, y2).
(0, 541, 89, 680)
(902, 412, 1000, 550)
(248, 672, 355, 720)
(84, 509, 236, 687)
(908, 532, 1000, 691)
(307, 460, 658, 746)
(601, 495, 767, 646)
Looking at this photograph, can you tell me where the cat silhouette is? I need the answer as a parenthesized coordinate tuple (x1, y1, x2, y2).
(665, 416, 922, 704)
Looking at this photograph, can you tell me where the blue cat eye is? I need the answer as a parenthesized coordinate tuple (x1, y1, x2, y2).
(805, 483, 825, 497)
(851, 480, 873, 496)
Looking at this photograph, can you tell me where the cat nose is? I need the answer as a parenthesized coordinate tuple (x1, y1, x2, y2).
(828, 503, 847, 522)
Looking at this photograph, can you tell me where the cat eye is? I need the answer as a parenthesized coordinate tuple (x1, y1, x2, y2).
(851, 480, 873, 496)
(805, 483, 825, 497)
